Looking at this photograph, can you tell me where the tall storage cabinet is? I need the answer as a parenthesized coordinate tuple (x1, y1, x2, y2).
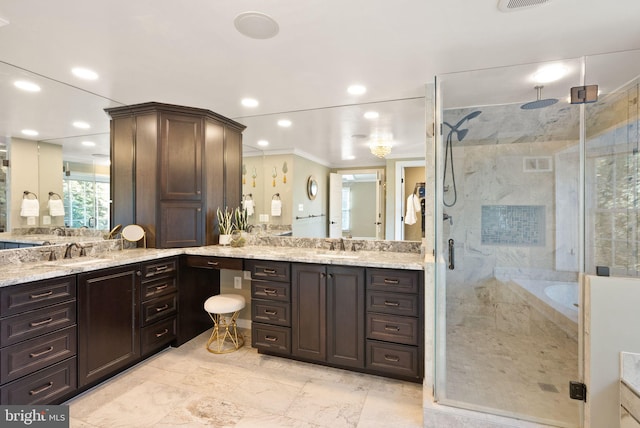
(106, 102, 245, 248)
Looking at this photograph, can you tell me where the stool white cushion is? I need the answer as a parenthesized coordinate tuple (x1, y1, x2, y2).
(204, 294, 246, 314)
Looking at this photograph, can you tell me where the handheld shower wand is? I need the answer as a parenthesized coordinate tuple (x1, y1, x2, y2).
(443, 110, 481, 207)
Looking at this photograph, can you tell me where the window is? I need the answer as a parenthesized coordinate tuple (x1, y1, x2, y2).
(63, 173, 110, 229)
(342, 186, 351, 231)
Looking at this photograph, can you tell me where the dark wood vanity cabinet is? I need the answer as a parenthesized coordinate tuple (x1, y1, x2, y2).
(0, 276, 77, 404)
(107, 102, 245, 248)
(78, 265, 140, 388)
(291, 263, 365, 369)
(365, 268, 424, 381)
(78, 257, 179, 387)
(248, 260, 292, 355)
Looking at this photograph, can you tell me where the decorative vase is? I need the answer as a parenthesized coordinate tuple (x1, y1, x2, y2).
(219, 234, 232, 246)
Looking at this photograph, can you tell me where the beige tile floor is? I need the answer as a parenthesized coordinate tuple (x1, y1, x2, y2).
(66, 329, 423, 427)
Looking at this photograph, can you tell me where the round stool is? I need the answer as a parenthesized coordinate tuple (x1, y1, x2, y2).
(203, 294, 246, 354)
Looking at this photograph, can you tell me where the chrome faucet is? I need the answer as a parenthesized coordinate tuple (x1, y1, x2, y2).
(64, 242, 80, 259)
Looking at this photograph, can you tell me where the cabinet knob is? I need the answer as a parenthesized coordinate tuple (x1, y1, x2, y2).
(136, 271, 142, 276)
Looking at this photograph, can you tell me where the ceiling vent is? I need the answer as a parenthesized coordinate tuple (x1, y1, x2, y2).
(497, 0, 551, 12)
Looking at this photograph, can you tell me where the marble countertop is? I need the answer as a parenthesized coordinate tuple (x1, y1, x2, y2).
(0, 245, 425, 288)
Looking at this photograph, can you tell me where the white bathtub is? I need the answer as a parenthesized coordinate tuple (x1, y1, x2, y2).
(510, 278, 579, 328)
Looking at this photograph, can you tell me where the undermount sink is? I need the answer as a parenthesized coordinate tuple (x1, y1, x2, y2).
(315, 253, 360, 259)
(45, 257, 108, 267)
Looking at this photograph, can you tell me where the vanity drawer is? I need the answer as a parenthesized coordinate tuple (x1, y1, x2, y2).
(251, 323, 291, 354)
(251, 281, 290, 302)
(252, 300, 290, 327)
(184, 255, 243, 271)
(366, 340, 419, 379)
(141, 257, 178, 279)
(141, 276, 177, 300)
(367, 269, 419, 294)
(141, 317, 177, 355)
(366, 313, 419, 345)
(0, 357, 77, 405)
(1, 302, 76, 347)
(245, 260, 290, 282)
(1, 326, 77, 384)
(367, 291, 419, 317)
(1, 276, 76, 317)
(141, 293, 177, 326)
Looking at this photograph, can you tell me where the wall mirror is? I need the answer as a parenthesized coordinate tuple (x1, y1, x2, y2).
(0, 59, 427, 242)
(307, 176, 318, 200)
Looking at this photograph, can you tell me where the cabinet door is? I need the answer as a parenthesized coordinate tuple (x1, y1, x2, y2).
(78, 265, 140, 387)
(159, 201, 203, 248)
(292, 264, 326, 362)
(160, 113, 202, 200)
(326, 266, 365, 368)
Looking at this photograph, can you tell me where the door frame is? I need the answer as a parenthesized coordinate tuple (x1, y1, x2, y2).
(394, 160, 426, 240)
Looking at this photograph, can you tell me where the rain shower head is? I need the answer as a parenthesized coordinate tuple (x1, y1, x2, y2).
(521, 85, 558, 110)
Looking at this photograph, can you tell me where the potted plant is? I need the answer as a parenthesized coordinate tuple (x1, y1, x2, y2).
(216, 206, 234, 245)
(234, 207, 248, 236)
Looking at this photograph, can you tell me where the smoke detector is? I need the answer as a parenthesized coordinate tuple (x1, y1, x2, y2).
(497, 0, 551, 12)
(234, 12, 279, 39)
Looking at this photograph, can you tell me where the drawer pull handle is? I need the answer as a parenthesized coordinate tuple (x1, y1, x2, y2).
(384, 354, 400, 362)
(155, 266, 168, 272)
(263, 268, 277, 274)
(155, 284, 168, 291)
(29, 382, 54, 396)
(155, 304, 170, 312)
(155, 328, 169, 338)
(384, 325, 400, 332)
(264, 288, 277, 295)
(383, 278, 400, 285)
(264, 310, 278, 315)
(207, 261, 219, 266)
(265, 335, 278, 342)
(30, 317, 53, 327)
(30, 290, 53, 299)
(383, 301, 400, 307)
(30, 346, 54, 358)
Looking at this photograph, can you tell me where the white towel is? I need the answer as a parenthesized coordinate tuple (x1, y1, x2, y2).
(404, 194, 421, 225)
(271, 199, 282, 217)
(20, 198, 40, 217)
(48, 199, 65, 217)
(243, 199, 255, 216)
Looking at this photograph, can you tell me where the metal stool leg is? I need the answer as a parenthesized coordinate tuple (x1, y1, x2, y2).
(206, 310, 245, 354)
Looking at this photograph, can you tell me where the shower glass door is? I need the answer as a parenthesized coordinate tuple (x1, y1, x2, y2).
(435, 59, 583, 426)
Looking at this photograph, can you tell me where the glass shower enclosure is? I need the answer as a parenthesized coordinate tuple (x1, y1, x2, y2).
(433, 49, 640, 427)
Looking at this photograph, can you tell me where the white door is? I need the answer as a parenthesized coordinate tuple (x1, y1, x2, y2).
(375, 171, 384, 239)
(329, 173, 342, 238)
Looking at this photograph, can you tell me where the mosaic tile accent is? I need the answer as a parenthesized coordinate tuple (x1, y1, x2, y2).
(481, 205, 545, 246)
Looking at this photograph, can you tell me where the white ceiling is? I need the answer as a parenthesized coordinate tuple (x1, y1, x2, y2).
(0, 0, 639, 166)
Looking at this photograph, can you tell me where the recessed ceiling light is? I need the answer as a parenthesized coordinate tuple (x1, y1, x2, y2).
(257, 140, 269, 147)
(73, 121, 91, 129)
(277, 119, 292, 127)
(82, 141, 96, 147)
(234, 12, 279, 39)
(532, 64, 568, 83)
(364, 111, 379, 119)
(71, 67, 99, 80)
(14, 80, 41, 92)
(348, 84, 366, 95)
(21, 129, 38, 136)
(242, 98, 259, 107)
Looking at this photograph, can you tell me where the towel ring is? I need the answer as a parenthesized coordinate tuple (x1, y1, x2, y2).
(48, 192, 62, 200)
(272, 193, 281, 200)
(23, 191, 38, 199)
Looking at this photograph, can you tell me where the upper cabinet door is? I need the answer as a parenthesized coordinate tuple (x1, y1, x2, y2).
(160, 113, 203, 200)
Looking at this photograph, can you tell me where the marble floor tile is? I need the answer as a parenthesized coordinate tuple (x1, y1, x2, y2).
(67, 329, 424, 428)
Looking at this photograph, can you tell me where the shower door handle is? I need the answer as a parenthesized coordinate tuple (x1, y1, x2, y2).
(448, 239, 455, 270)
